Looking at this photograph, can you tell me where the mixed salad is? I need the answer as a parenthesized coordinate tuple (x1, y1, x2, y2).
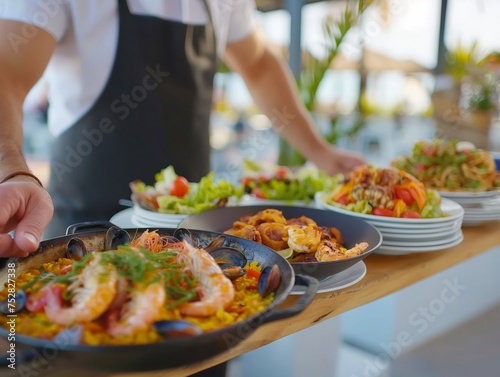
(391, 139, 500, 191)
(324, 165, 444, 219)
(130, 166, 243, 214)
(241, 159, 342, 202)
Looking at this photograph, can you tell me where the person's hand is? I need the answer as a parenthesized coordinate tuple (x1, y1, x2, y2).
(0, 178, 54, 258)
(314, 146, 367, 176)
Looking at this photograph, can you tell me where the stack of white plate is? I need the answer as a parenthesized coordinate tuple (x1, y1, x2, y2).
(131, 205, 188, 228)
(315, 193, 465, 256)
(439, 191, 500, 226)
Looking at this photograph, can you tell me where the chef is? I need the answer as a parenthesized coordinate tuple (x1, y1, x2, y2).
(0, 0, 366, 258)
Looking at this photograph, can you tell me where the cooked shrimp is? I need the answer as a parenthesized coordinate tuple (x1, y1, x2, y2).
(176, 241, 235, 317)
(106, 282, 166, 337)
(224, 222, 262, 243)
(285, 224, 322, 254)
(315, 241, 369, 261)
(45, 254, 118, 326)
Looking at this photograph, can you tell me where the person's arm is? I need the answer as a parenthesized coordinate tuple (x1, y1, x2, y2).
(0, 20, 56, 257)
(223, 29, 366, 175)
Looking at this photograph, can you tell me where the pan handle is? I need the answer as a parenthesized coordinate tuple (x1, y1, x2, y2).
(262, 274, 319, 323)
(66, 221, 117, 235)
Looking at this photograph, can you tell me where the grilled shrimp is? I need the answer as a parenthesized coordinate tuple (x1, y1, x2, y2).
(284, 224, 322, 253)
(176, 241, 235, 317)
(45, 254, 118, 326)
(315, 241, 369, 262)
(106, 283, 166, 337)
(224, 221, 262, 243)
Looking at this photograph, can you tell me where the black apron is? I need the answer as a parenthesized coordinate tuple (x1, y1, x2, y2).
(46, 0, 217, 238)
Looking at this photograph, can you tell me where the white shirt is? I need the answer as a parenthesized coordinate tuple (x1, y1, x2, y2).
(0, 0, 256, 136)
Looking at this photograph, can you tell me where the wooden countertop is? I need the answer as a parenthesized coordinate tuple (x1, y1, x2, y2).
(2, 221, 499, 377)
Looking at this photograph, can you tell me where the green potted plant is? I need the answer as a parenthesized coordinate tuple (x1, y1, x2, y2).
(278, 0, 374, 167)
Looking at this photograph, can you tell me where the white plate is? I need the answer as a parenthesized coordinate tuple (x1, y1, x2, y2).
(374, 221, 462, 235)
(439, 193, 500, 206)
(316, 192, 464, 225)
(131, 216, 183, 228)
(110, 208, 136, 228)
(375, 232, 464, 255)
(365, 218, 462, 230)
(381, 231, 463, 247)
(463, 213, 500, 219)
(291, 261, 367, 295)
(381, 225, 462, 241)
(439, 190, 500, 199)
(133, 205, 188, 222)
(462, 207, 500, 215)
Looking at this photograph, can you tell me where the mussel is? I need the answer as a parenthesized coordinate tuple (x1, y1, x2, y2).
(208, 247, 247, 269)
(0, 289, 26, 314)
(221, 265, 247, 280)
(66, 237, 88, 261)
(205, 235, 227, 250)
(258, 265, 281, 298)
(105, 226, 131, 250)
(207, 246, 248, 280)
(173, 228, 193, 244)
(153, 320, 202, 338)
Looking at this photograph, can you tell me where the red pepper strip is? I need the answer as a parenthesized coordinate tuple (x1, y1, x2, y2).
(246, 269, 261, 280)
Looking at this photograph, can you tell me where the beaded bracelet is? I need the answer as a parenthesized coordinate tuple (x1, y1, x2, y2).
(0, 170, 44, 188)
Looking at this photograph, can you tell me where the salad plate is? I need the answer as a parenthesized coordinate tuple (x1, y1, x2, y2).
(316, 192, 464, 225)
(315, 190, 465, 255)
(291, 261, 366, 295)
(239, 160, 341, 203)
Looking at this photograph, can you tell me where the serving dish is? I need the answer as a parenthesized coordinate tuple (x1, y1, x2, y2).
(0, 222, 318, 372)
(179, 205, 382, 281)
(316, 193, 464, 225)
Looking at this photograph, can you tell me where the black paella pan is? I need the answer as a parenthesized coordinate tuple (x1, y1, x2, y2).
(0, 222, 318, 373)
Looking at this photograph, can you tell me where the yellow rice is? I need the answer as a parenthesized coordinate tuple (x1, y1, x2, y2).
(0, 258, 274, 345)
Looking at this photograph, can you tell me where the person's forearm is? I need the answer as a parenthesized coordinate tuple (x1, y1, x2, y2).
(0, 81, 31, 179)
(0, 20, 56, 181)
(236, 47, 332, 162)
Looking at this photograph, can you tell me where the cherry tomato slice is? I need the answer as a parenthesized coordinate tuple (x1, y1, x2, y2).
(336, 195, 350, 205)
(275, 167, 289, 180)
(252, 187, 267, 199)
(401, 210, 421, 218)
(395, 188, 414, 205)
(372, 208, 394, 217)
(170, 176, 189, 197)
